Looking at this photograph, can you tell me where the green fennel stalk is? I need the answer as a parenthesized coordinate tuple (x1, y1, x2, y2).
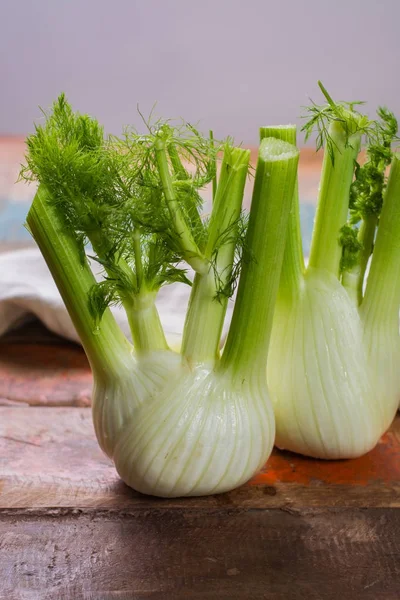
(308, 121, 362, 276)
(181, 146, 250, 365)
(221, 138, 299, 376)
(361, 153, 400, 329)
(27, 185, 134, 378)
(260, 125, 304, 302)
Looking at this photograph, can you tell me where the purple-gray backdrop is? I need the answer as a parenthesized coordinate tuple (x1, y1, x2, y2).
(1, 0, 399, 143)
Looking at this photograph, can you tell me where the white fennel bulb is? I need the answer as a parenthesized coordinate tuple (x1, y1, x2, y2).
(268, 268, 381, 458)
(265, 85, 400, 459)
(114, 366, 273, 497)
(24, 96, 299, 497)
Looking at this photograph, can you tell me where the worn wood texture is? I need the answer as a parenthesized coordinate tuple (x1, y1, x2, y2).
(0, 508, 398, 600)
(1, 407, 399, 510)
(0, 328, 399, 599)
(0, 400, 399, 598)
(0, 324, 91, 406)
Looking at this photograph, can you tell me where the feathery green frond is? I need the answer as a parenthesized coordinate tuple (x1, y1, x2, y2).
(349, 107, 398, 224)
(21, 95, 191, 328)
(211, 211, 249, 302)
(339, 224, 363, 272)
(340, 107, 398, 278)
(302, 81, 372, 164)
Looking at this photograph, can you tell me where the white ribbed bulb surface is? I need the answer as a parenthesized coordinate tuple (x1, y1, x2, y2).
(361, 316, 400, 426)
(93, 357, 275, 497)
(92, 350, 182, 458)
(267, 268, 395, 459)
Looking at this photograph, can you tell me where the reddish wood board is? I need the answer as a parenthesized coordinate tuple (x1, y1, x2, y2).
(1, 406, 399, 510)
(0, 325, 399, 598)
(0, 322, 91, 407)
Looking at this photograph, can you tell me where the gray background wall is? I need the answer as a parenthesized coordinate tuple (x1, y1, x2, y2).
(1, 0, 399, 144)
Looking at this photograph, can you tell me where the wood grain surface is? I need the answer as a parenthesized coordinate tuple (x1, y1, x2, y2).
(1, 508, 399, 600)
(1, 405, 400, 598)
(0, 342, 91, 407)
(1, 299, 399, 598)
(1, 406, 400, 511)
(0, 322, 91, 406)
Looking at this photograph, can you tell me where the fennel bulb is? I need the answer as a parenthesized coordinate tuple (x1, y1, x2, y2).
(266, 84, 400, 459)
(24, 97, 298, 496)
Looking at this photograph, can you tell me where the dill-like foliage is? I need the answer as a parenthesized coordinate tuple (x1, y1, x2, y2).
(211, 210, 249, 302)
(114, 117, 247, 301)
(22, 95, 248, 321)
(348, 107, 398, 224)
(21, 95, 192, 320)
(301, 81, 371, 164)
(115, 118, 221, 253)
(21, 94, 112, 254)
(340, 106, 398, 274)
(301, 83, 398, 275)
(339, 224, 363, 272)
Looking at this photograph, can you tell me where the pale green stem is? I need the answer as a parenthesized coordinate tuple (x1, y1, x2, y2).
(357, 215, 378, 300)
(181, 271, 225, 364)
(126, 294, 169, 354)
(341, 265, 360, 305)
(155, 137, 207, 274)
(90, 230, 167, 353)
(168, 143, 189, 179)
(181, 147, 250, 365)
(220, 138, 299, 377)
(26, 185, 134, 379)
(167, 143, 204, 233)
(120, 227, 168, 352)
(361, 153, 400, 328)
(308, 121, 361, 277)
(260, 125, 304, 302)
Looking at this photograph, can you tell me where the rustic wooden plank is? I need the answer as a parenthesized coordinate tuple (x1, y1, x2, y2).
(0, 334, 91, 407)
(0, 407, 399, 510)
(0, 508, 399, 599)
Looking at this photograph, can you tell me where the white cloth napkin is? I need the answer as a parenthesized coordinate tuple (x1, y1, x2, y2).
(0, 248, 234, 347)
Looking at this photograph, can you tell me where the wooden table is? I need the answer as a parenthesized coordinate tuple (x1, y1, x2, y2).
(0, 325, 399, 599)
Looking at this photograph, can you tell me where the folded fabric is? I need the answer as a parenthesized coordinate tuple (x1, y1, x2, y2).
(0, 248, 234, 347)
